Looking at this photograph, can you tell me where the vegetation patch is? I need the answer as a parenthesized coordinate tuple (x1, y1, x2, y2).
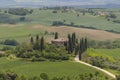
(0, 58, 113, 80)
(83, 48, 120, 75)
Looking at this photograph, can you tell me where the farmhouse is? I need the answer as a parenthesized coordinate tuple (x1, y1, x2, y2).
(51, 38, 68, 46)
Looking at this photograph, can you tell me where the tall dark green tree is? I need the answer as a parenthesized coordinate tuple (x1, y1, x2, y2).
(72, 32, 76, 48)
(78, 38, 88, 60)
(30, 37, 34, 44)
(67, 34, 73, 54)
(67, 34, 71, 54)
(36, 34, 39, 41)
(81, 38, 84, 53)
(79, 39, 83, 60)
(40, 36, 44, 52)
(54, 32, 58, 39)
(85, 38, 88, 51)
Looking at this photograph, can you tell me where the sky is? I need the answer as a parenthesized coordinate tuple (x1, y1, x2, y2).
(0, 0, 120, 6)
(14, 0, 120, 4)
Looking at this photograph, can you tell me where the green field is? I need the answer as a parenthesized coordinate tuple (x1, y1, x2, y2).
(25, 9, 120, 33)
(0, 8, 120, 79)
(1, 8, 120, 33)
(95, 48, 120, 59)
(0, 8, 120, 47)
(0, 57, 109, 79)
(86, 48, 120, 75)
(86, 48, 120, 63)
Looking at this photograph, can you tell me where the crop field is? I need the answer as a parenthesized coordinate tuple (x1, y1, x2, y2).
(0, 24, 120, 42)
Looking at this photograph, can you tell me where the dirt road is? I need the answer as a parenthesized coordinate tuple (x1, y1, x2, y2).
(74, 55, 116, 79)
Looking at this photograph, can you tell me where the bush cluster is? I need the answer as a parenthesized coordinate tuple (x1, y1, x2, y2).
(88, 39, 120, 49)
(14, 43, 69, 61)
(0, 71, 112, 80)
(8, 8, 33, 16)
(52, 21, 97, 30)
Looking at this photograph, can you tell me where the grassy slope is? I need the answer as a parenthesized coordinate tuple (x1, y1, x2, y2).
(0, 23, 120, 41)
(1, 8, 120, 32)
(25, 9, 120, 32)
(95, 48, 120, 59)
(0, 8, 120, 45)
(86, 48, 120, 75)
(0, 57, 108, 78)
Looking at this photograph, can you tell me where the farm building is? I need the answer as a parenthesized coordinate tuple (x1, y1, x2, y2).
(51, 38, 68, 46)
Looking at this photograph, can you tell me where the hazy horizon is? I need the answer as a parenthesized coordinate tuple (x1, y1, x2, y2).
(1, 0, 120, 5)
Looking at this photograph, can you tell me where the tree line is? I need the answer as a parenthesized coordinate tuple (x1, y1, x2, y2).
(67, 33, 88, 60)
(12, 32, 88, 61)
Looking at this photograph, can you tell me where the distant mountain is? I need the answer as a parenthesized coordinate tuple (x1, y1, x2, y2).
(74, 4, 120, 8)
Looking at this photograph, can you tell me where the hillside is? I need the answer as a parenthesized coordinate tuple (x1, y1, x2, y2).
(0, 57, 113, 80)
(0, 8, 120, 33)
(84, 48, 120, 75)
(0, 24, 120, 44)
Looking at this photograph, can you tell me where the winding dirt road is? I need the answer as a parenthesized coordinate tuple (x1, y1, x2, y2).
(74, 55, 116, 79)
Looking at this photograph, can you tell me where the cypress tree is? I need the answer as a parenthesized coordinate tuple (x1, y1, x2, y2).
(79, 40, 82, 60)
(70, 36, 73, 53)
(85, 38, 88, 51)
(54, 32, 58, 39)
(80, 38, 84, 53)
(30, 37, 34, 44)
(40, 36, 44, 52)
(36, 34, 39, 42)
(72, 32, 76, 48)
(68, 34, 72, 54)
(78, 38, 88, 60)
(68, 34, 71, 54)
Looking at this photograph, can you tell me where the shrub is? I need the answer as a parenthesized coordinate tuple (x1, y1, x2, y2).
(90, 57, 106, 68)
(106, 13, 117, 19)
(113, 20, 120, 23)
(32, 56, 46, 62)
(116, 75, 120, 80)
(52, 10, 57, 13)
(8, 8, 30, 16)
(4, 39, 19, 46)
(52, 21, 64, 26)
(2, 46, 13, 51)
(40, 73, 49, 80)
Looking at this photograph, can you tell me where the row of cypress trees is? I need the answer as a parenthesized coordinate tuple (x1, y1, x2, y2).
(67, 33, 88, 60)
(30, 33, 87, 60)
(30, 34, 45, 52)
(79, 38, 88, 60)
